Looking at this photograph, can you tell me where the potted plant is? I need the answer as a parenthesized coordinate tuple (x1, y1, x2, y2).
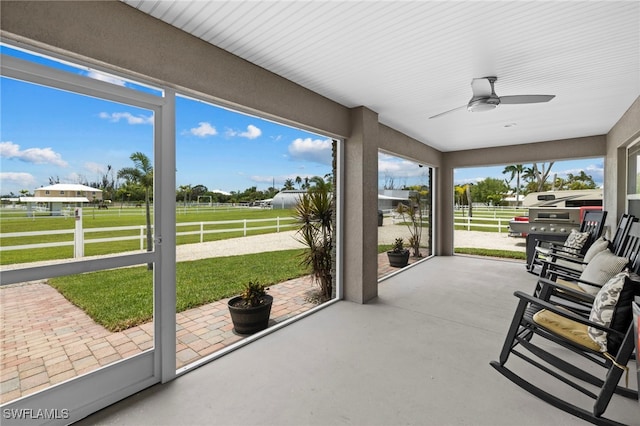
(387, 237, 410, 267)
(396, 193, 424, 258)
(228, 281, 273, 335)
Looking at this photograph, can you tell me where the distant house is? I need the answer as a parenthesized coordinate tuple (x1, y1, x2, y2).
(378, 190, 411, 212)
(20, 183, 102, 216)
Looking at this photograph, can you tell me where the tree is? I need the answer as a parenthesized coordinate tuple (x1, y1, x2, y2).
(555, 171, 597, 190)
(470, 177, 509, 206)
(502, 164, 524, 207)
(396, 192, 424, 257)
(177, 184, 192, 205)
(294, 178, 333, 301)
(283, 179, 295, 190)
(522, 162, 555, 193)
(453, 185, 467, 206)
(118, 152, 153, 269)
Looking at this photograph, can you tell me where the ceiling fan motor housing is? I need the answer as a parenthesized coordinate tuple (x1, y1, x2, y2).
(467, 96, 500, 112)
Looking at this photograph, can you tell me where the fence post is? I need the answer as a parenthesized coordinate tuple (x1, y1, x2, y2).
(277, 217, 280, 232)
(74, 207, 84, 258)
(467, 217, 471, 231)
(200, 222, 204, 243)
(498, 218, 502, 233)
(140, 226, 144, 250)
(244, 219, 247, 236)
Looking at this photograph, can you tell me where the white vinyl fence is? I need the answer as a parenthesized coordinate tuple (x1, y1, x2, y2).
(0, 217, 297, 257)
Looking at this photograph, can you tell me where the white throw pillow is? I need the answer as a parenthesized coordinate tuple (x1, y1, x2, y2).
(578, 249, 628, 295)
(582, 236, 609, 264)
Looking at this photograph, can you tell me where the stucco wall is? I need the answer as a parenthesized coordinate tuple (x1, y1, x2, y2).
(605, 96, 640, 229)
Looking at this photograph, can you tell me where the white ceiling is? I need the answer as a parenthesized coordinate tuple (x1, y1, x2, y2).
(121, 1, 639, 152)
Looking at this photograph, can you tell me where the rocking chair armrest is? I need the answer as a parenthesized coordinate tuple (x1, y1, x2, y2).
(539, 278, 595, 303)
(513, 291, 619, 335)
(533, 238, 568, 246)
(543, 251, 587, 264)
(538, 258, 586, 278)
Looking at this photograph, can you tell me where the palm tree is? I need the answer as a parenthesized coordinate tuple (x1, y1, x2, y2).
(523, 162, 555, 192)
(294, 177, 333, 301)
(502, 164, 524, 208)
(118, 152, 153, 269)
(283, 179, 295, 190)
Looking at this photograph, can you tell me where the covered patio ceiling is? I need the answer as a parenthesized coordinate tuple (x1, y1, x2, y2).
(121, 1, 639, 153)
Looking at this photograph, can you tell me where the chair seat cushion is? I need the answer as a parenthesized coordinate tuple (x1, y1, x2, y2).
(533, 309, 601, 352)
(555, 278, 586, 293)
(577, 249, 628, 295)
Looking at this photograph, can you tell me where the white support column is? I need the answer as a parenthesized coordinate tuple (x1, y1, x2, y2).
(156, 89, 177, 383)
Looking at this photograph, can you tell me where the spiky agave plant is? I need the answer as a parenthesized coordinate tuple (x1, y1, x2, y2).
(294, 179, 333, 301)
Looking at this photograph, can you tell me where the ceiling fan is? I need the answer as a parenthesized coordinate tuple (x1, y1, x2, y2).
(429, 76, 555, 119)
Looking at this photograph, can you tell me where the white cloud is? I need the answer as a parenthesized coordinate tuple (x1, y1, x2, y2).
(288, 138, 332, 165)
(86, 70, 127, 86)
(0, 141, 68, 167)
(378, 155, 424, 178)
(190, 122, 218, 137)
(250, 175, 275, 184)
(227, 124, 262, 139)
(99, 112, 153, 125)
(556, 163, 604, 185)
(1, 172, 37, 189)
(84, 162, 106, 175)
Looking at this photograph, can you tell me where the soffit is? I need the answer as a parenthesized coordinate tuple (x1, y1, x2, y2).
(121, 1, 640, 152)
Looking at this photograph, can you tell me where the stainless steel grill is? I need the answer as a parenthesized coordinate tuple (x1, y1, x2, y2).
(508, 208, 582, 236)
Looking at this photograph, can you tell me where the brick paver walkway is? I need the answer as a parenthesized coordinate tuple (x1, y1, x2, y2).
(0, 252, 423, 403)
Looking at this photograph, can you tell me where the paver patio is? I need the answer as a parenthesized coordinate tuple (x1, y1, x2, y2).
(0, 252, 421, 403)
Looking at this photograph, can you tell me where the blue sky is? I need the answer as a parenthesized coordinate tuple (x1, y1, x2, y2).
(1, 45, 603, 197)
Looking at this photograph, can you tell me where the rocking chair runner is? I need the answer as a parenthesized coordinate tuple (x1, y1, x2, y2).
(491, 272, 640, 425)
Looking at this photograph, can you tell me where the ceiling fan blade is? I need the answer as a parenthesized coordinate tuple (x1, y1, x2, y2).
(499, 95, 555, 104)
(428, 105, 467, 119)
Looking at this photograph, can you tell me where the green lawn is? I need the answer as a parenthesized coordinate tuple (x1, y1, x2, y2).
(454, 247, 526, 260)
(48, 249, 309, 332)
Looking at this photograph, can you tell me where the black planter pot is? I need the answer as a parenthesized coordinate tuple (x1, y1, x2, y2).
(228, 295, 273, 335)
(387, 250, 410, 267)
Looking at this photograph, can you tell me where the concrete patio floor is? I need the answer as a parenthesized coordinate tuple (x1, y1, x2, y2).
(76, 256, 639, 426)
(0, 250, 423, 404)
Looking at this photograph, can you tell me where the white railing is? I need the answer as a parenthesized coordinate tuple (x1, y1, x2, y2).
(0, 217, 297, 255)
(453, 216, 512, 232)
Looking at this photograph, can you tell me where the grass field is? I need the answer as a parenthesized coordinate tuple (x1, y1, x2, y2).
(48, 249, 309, 331)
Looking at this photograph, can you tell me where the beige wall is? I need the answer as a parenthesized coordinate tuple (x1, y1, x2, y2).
(3, 1, 638, 304)
(605, 96, 640, 230)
